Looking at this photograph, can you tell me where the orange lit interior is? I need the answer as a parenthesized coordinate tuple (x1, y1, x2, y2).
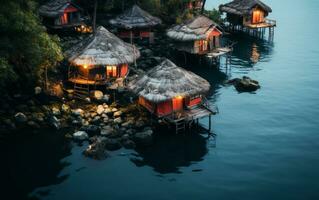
(252, 9, 264, 24)
(61, 13, 68, 24)
(172, 96, 184, 111)
(106, 66, 117, 77)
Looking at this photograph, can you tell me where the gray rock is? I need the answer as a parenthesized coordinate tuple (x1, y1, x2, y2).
(122, 140, 136, 149)
(15, 112, 28, 123)
(104, 138, 121, 151)
(134, 130, 153, 146)
(50, 116, 61, 129)
(61, 104, 71, 113)
(73, 131, 89, 140)
(114, 117, 122, 124)
(34, 86, 42, 95)
(83, 137, 108, 160)
(80, 125, 101, 136)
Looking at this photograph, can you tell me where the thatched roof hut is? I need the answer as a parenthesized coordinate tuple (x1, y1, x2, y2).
(109, 5, 162, 29)
(219, 0, 272, 16)
(128, 59, 210, 103)
(66, 26, 140, 66)
(167, 15, 221, 42)
(39, 0, 81, 18)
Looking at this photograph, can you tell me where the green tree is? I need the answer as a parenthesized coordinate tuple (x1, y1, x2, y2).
(0, 0, 63, 94)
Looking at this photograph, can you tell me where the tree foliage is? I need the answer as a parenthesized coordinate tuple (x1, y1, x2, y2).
(0, 0, 63, 94)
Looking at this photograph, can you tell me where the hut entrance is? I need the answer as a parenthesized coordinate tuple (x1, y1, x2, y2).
(107, 66, 118, 77)
(198, 40, 208, 53)
(172, 96, 184, 111)
(252, 9, 264, 24)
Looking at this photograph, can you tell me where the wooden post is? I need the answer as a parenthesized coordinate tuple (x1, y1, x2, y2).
(93, 0, 97, 34)
(130, 30, 133, 44)
(208, 115, 211, 132)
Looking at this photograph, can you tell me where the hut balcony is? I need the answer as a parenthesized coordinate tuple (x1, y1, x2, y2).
(244, 18, 277, 29)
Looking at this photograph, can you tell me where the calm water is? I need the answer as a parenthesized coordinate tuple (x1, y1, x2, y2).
(2, 0, 319, 199)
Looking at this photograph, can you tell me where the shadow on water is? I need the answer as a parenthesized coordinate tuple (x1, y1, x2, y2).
(0, 129, 72, 200)
(131, 131, 212, 174)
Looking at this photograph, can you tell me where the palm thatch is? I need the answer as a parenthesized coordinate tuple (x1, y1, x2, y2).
(128, 59, 211, 103)
(39, 0, 80, 17)
(167, 15, 221, 42)
(66, 26, 140, 66)
(109, 5, 162, 29)
(219, 0, 272, 16)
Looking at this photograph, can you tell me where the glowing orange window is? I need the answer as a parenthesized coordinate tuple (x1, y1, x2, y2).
(61, 13, 68, 24)
(172, 96, 184, 111)
(106, 66, 117, 77)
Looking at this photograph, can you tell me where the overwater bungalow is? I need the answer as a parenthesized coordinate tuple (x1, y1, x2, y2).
(39, 0, 86, 30)
(219, 0, 276, 39)
(109, 5, 162, 43)
(66, 26, 140, 99)
(167, 15, 232, 64)
(128, 59, 216, 133)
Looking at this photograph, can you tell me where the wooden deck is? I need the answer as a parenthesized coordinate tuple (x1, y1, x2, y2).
(245, 19, 277, 29)
(68, 77, 107, 85)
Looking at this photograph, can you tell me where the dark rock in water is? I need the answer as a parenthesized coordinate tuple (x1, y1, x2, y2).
(83, 137, 108, 160)
(133, 130, 153, 146)
(49, 116, 61, 130)
(104, 138, 122, 151)
(80, 125, 101, 136)
(227, 76, 261, 92)
(14, 112, 28, 123)
(73, 131, 89, 141)
(122, 139, 136, 149)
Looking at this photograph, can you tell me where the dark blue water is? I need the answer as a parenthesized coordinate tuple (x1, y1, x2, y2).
(2, 0, 319, 199)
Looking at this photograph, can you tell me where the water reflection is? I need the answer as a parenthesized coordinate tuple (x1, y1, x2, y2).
(0, 129, 72, 200)
(227, 34, 274, 68)
(131, 132, 211, 174)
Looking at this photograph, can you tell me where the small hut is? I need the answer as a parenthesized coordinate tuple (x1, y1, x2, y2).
(219, 0, 276, 38)
(66, 26, 140, 99)
(109, 5, 162, 43)
(128, 59, 215, 133)
(167, 15, 232, 60)
(39, 0, 85, 30)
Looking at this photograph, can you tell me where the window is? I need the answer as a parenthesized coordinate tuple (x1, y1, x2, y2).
(106, 66, 117, 77)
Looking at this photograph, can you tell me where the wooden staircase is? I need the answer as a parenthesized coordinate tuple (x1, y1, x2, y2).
(175, 118, 186, 134)
(73, 83, 90, 100)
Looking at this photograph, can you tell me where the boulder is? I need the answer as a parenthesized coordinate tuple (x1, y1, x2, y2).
(96, 105, 104, 115)
(91, 90, 104, 100)
(111, 108, 118, 112)
(134, 130, 153, 146)
(113, 111, 123, 118)
(61, 104, 71, 113)
(73, 131, 89, 140)
(72, 109, 84, 117)
(101, 125, 114, 137)
(50, 116, 61, 130)
(114, 117, 122, 124)
(83, 137, 108, 160)
(227, 76, 261, 92)
(104, 138, 122, 151)
(34, 86, 42, 95)
(104, 108, 112, 114)
(52, 107, 61, 116)
(122, 140, 136, 149)
(27, 121, 40, 129)
(80, 125, 101, 136)
(14, 112, 28, 123)
(102, 95, 110, 102)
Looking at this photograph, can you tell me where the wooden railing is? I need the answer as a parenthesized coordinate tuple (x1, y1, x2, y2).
(265, 19, 277, 26)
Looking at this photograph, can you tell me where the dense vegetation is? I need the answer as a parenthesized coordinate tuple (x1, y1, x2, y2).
(0, 0, 63, 94)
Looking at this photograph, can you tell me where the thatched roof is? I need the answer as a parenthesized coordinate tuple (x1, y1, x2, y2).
(39, 0, 80, 17)
(219, 0, 272, 16)
(66, 26, 140, 66)
(109, 5, 162, 29)
(167, 15, 222, 42)
(128, 59, 210, 103)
